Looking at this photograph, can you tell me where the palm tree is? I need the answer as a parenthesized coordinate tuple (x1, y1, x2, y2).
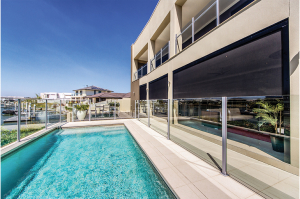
(253, 100, 284, 134)
(35, 94, 41, 99)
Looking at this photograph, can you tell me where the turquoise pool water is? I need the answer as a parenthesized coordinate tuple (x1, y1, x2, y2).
(2, 126, 175, 198)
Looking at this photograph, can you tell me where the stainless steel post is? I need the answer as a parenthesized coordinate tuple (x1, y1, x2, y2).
(222, 97, 227, 175)
(114, 101, 116, 120)
(216, 0, 220, 26)
(135, 100, 136, 118)
(153, 101, 155, 116)
(138, 100, 140, 120)
(192, 17, 195, 43)
(89, 100, 91, 121)
(45, 99, 48, 129)
(72, 104, 74, 122)
(148, 100, 150, 127)
(167, 99, 170, 140)
(175, 34, 177, 54)
(59, 100, 62, 123)
(17, 99, 21, 142)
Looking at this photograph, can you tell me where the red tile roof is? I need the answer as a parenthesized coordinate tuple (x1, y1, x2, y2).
(88, 92, 130, 99)
(73, 85, 113, 92)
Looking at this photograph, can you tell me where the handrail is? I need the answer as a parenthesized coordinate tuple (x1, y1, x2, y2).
(134, 63, 148, 80)
(175, 0, 220, 51)
(150, 41, 170, 72)
(177, 0, 218, 39)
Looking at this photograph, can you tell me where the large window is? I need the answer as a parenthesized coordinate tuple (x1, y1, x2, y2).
(174, 20, 289, 99)
(139, 84, 147, 100)
(149, 75, 168, 100)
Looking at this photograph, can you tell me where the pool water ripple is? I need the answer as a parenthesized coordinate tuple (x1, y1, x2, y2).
(3, 126, 175, 199)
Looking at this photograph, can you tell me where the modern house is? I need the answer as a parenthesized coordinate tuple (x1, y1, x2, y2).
(40, 92, 72, 99)
(71, 85, 113, 102)
(88, 92, 131, 112)
(130, 0, 299, 198)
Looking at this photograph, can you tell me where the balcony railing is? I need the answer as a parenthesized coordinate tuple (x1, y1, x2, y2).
(134, 63, 147, 81)
(175, 0, 255, 53)
(150, 41, 170, 72)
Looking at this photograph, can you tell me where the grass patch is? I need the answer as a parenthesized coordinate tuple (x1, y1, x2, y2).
(1, 126, 45, 147)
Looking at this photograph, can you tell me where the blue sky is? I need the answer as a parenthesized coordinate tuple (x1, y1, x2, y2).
(2, 0, 158, 97)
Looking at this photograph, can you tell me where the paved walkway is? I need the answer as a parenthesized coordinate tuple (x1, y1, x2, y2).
(139, 117, 299, 199)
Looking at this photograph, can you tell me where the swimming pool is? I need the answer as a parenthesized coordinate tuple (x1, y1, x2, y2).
(2, 126, 176, 198)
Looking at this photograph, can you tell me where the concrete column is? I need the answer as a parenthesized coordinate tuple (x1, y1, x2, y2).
(148, 40, 155, 73)
(289, 0, 299, 168)
(170, 4, 182, 57)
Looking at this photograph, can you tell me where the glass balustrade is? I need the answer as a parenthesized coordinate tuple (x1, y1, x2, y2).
(135, 94, 298, 199)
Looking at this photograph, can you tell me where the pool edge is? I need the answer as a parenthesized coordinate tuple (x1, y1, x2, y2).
(123, 123, 180, 199)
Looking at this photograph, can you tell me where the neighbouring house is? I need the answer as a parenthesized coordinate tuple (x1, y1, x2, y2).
(40, 92, 72, 99)
(71, 85, 113, 102)
(88, 92, 131, 112)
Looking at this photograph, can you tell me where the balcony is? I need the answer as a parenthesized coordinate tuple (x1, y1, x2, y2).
(176, 0, 255, 53)
(134, 63, 147, 81)
(150, 41, 169, 72)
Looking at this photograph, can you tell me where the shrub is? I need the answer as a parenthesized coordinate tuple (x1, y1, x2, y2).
(1, 126, 45, 147)
(108, 102, 120, 107)
(75, 104, 89, 111)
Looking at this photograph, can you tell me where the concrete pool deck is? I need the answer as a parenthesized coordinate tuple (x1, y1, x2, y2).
(61, 119, 264, 199)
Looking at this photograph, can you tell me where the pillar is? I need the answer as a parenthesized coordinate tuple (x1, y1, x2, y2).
(170, 3, 182, 57)
(148, 40, 155, 72)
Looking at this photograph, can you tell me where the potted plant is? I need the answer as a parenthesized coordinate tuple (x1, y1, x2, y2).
(75, 104, 89, 120)
(253, 100, 284, 152)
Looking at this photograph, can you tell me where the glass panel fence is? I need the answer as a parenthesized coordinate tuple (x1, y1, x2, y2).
(226, 96, 298, 199)
(60, 99, 68, 122)
(194, 1, 217, 42)
(170, 98, 223, 171)
(161, 43, 169, 64)
(150, 100, 168, 137)
(46, 100, 61, 126)
(142, 64, 147, 77)
(175, 0, 255, 54)
(17, 99, 47, 146)
(1, 100, 19, 147)
(138, 100, 149, 126)
(180, 22, 193, 50)
(155, 51, 162, 68)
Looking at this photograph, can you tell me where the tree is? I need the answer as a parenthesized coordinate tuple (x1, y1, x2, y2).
(253, 100, 284, 134)
(35, 94, 41, 99)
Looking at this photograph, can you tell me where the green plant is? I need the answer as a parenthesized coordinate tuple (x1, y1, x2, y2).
(108, 102, 120, 107)
(1, 126, 45, 147)
(65, 106, 73, 112)
(253, 100, 284, 134)
(35, 93, 42, 99)
(75, 104, 89, 111)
